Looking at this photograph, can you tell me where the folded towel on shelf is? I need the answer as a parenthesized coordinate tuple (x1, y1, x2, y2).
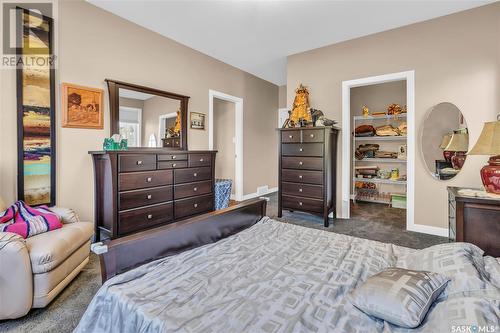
(374, 151, 398, 159)
(375, 125, 400, 136)
(355, 125, 375, 137)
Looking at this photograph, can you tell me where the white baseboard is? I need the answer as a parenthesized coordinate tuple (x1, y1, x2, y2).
(406, 224, 448, 237)
(241, 187, 278, 201)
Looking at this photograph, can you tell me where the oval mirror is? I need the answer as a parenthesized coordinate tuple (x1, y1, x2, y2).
(421, 102, 468, 180)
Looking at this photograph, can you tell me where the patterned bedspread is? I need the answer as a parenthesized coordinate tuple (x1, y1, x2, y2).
(76, 218, 500, 333)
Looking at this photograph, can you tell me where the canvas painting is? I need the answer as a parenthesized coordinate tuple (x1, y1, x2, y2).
(17, 10, 55, 206)
(190, 112, 205, 130)
(62, 83, 104, 129)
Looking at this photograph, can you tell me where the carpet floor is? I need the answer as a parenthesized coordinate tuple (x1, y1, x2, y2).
(0, 192, 447, 333)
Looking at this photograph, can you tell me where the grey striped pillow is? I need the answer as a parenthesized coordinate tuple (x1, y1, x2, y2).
(350, 267, 449, 328)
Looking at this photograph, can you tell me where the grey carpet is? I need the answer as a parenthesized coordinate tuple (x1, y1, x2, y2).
(0, 192, 447, 332)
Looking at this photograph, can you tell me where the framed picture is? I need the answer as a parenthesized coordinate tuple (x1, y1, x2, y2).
(190, 112, 205, 130)
(61, 83, 104, 129)
(17, 8, 56, 206)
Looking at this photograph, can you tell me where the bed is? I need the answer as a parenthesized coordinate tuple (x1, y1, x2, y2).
(76, 199, 500, 333)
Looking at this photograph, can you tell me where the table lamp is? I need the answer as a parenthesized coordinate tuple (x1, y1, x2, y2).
(439, 133, 453, 162)
(445, 132, 469, 169)
(468, 118, 500, 194)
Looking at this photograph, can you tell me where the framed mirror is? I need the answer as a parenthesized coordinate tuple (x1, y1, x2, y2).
(106, 79, 189, 149)
(421, 102, 468, 180)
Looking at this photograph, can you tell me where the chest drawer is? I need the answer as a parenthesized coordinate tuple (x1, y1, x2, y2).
(281, 143, 323, 157)
(188, 154, 212, 167)
(282, 169, 323, 185)
(175, 194, 213, 219)
(282, 156, 323, 171)
(281, 130, 301, 143)
(158, 154, 188, 161)
(174, 180, 212, 199)
(119, 185, 173, 211)
(175, 167, 212, 184)
(119, 154, 156, 172)
(118, 202, 173, 235)
(282, 182, 323, 199)
(119, 170, 173, 191)
(158, 161, 188, 169)
(302, 129, 324, 143)
(282, 195, 323, 213)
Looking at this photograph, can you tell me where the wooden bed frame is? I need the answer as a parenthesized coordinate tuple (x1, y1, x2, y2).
(96, 199, 267, 282)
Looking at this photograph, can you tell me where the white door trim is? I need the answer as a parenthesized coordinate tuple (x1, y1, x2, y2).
(208, 90, 244, 202)
(340, 70, 440, 236)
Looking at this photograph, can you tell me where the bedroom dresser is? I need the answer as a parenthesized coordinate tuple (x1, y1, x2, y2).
(277, 126, 339, 227)
(90, 150, 217, 240)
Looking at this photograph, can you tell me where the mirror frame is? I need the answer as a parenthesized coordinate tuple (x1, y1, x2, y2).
(106, 79, 189, 150)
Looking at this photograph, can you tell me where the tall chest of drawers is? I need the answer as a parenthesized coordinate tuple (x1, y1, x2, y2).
(90, 150, 217, 240)
(278, 127, 339, 227)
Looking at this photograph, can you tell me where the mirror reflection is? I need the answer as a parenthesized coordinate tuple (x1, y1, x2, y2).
(421, 102, 468, 180)
(118, 88, 182, 148)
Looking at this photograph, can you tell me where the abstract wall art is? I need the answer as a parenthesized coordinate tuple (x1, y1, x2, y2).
(61, 83, 104, 129)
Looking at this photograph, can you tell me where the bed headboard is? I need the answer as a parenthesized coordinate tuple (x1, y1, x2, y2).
(97, 198, 267, 283)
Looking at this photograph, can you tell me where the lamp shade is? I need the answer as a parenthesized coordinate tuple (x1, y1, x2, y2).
(468, 120, 500, 155)
(439, 134, 452, 149)
(445, 133, 469, 152)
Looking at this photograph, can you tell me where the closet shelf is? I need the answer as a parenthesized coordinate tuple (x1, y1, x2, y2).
(354, 158, 407, 163)
(354, 177, 407, 185)
(354, 197, 391, 205)
(354, 136, 407, 141)
(354, 114, 407, 121)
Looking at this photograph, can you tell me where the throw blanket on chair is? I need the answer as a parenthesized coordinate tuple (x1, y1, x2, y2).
(0, 201, 62, 238)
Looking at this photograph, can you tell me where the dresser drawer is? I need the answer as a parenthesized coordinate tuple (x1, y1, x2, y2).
(174, 167, 212, 184)
(119, 185, 173, 211)
(175, 194, 213, 219)
(157, 161, 188, 169)
(282, 182, 323, 199)
(302, 129, 324, 143)
(174, 180, 212, 199)
(281, 130, 301, 143)
(282, 157, 323, 171)
(119, 154, 156, 173)
(157, 154, 188, 161)
(118, 202, 173, 235)
(281, 143, 323, 157)
(188, 154, 212, 167)
(282, 195, 323, 213)
(282, 169, 323, 185)
(119, 170, 173, 191)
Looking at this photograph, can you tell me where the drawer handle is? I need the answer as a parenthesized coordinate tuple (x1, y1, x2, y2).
(299, 175, 303, 179)
(299, 161, 303, 166)
(194, 203, 198, 208)
(172, 155, 176, 159)
(172, 163, 177, 167)
(310, 134, 314, 138)
(193, 187, 198, 192)
(298, 202, 303, 206)
(299, 188, 303, 192)
(137, 160, 143, 165)
(147, 214, 153, 220)
(147, 194, 152, 200)
(299, 148, 303, 152)
(200, 158, 204, 162)
(289, 135, 293, 139)
(193, 173, 198, 177)
(146, 177, 152, 183)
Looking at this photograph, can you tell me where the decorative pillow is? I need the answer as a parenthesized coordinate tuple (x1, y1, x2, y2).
(48, 207, 80, 224)
(0, 201, 62, 238)
(350, 267, 449, 328)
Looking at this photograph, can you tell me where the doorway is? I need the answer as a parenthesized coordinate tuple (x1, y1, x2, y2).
(208, 90, 243, 202)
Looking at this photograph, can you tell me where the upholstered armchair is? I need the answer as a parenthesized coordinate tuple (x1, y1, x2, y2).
(0, 199, 94, 320)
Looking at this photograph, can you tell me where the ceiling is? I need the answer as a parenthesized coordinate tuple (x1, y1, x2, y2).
(89, 0, 493, 85)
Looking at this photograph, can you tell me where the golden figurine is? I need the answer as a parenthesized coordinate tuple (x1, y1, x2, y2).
(362, 105, 370, 117)
(173, 109, 181, 135)
(290, 84, 312, 125)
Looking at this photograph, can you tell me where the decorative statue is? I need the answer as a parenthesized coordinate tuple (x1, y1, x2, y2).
(362, 105, 370, 117)
(290, 84, 312, 125)
(173, 109, 181, 135)
(387, 103, 402, 115)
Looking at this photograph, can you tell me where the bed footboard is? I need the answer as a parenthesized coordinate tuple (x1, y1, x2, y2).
(97, 198, 267, 283)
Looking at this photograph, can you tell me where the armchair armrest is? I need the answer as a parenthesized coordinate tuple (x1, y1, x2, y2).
(49, 206, 80, 224)
(0, 232, 33, 320)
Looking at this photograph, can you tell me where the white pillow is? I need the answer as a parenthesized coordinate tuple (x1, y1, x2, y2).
(49, 207, 80, 224)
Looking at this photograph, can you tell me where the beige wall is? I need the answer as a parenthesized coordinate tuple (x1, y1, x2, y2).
(287, 3, 500, 229)
(278, 85, 287, 108)
(0, 0, 278, 221)
(142, 95, 181, 146)
(213, 98, 236, 194)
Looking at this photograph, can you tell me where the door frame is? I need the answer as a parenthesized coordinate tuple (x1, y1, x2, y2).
(208, 90, 244, 202)
(341, 70, 422, 234)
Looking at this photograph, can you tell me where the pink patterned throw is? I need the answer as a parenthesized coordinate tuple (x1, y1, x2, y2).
(0, 201, 62, 238)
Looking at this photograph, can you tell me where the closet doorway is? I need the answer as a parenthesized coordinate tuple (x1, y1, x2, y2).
(341, 71, 416, 233)
(208, 90, 244, 202)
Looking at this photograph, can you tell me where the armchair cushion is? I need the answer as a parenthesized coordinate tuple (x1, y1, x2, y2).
(26, 222, 93, 274)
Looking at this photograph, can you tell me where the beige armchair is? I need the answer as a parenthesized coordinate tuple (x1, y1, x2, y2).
(0, 201, 93, 320)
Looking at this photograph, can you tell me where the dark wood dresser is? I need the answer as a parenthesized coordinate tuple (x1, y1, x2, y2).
(162, 137, 180, 148)
(448, 186, 500, 257)
(90, 150, 217, 240)
(278, 127, 339, 227)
